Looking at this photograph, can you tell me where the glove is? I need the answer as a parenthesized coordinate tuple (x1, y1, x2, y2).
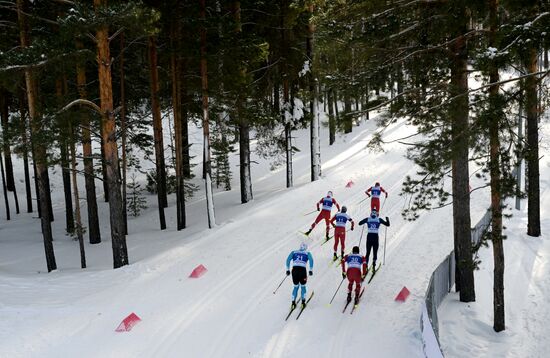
(309, 270, 313, 276)
(317, 207, 320, 211)
(367, 193, 371, 197)
(286, 270, 290, 276)
(361, 274, 366, 282)
(386, 193, 388, 198)
(342, 272, 347, 279)
(351, 226, 354, 231)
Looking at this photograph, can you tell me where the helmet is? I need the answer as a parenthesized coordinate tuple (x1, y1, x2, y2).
(300, 242, 308, 251)
(327, 191, 333, 197)
(375, 182, 380, 187)
(341, 206, 347, 213)
(371, 210, 378, 218)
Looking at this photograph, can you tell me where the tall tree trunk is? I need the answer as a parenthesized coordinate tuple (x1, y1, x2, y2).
(449, 14, 475, 302)
(170, 17, 186, 231)
(119, 33, 128, 235)
(0, 90, 15, 192)
(148, 36, 167, 230)
(76, 40, 101, 244)
(69, 121, 86, 268)
(306, 3, 321, 181)
(488, 0, 505, 332)
(17, 0, 56, 272)
(94, 0, 128, 268)
(18, 88, 33, 213)
(0, 152, 10, 220)
(525, 47, 541, 237)
(281, 0, 293, 188)
(57, 79, 75, 234)
(344, 90, 352, 133)
(200, 0, 216, 228)
(234, 1, 253, 202)
(0, 90, 19, 214)
(328, 88, 336, 145)
(334, 88, 340, 120)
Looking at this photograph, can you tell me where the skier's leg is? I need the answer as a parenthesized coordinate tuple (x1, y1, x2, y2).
(310, 213, 322, 230)
(373, 236, 379, 267)
(324, 212, 331, 238)
(300, 284, 307, 300)
(341, 234, 346, 256)
(292, 285, 299, 301)
(366, 236, 373, 265)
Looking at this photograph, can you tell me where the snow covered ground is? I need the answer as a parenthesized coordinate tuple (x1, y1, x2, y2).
(0, 107, 545, 358)
(439, 118, 550, 358)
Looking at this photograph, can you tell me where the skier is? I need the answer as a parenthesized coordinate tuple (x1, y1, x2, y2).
(304, 191, 340, 240)
(330, 206, 354, 261)
(358, 210, 390, 270)
(286, 242, 314, 309)
(341, 246, 367, 305)
(365, 182, 388, 212)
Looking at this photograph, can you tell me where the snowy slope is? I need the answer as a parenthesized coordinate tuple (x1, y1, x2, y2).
(439, 118, 550, 358)
(0, 110, 501, 358)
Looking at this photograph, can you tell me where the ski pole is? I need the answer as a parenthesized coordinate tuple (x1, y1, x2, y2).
(383, 226, 387, 265)
(273, 275, 289, 294)
(381, 196, 387, 212)
(329, 277, 346, 305)
(303, 209, 317, 216)
(358, 225, 365, 247)
(356, 196, 368, 206)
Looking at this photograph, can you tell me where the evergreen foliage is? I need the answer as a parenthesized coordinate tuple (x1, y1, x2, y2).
(127, 172, 147, 217)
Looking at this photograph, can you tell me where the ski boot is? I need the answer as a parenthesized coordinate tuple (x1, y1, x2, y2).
(333, 252, 338, 261)
(302, 298, 307, 308)
(347, 292, 352, 303)
(291, 300, 297, 309)
(354, 293, 360, 305)
(304, 229, 312, 236)
(372, 262, 377, 272)
(341, 251, 344, 259)
(326, 233, 330, 241)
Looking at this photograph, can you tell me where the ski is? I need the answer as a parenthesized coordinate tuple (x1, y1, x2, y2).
(285, 303, 299, 321)
(342, 297, 353, 313)
(320, 236, 333, 246)
(329, 255, 342, 267)
(295, 291, 315, 320)
(350, 288, 365, 314)
(367, 263, 382, 284)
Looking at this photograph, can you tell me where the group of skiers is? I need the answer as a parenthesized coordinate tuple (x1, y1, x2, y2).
(285, 182, 390, 308)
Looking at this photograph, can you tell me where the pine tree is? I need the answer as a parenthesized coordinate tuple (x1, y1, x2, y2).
(127, 173, 147, 217)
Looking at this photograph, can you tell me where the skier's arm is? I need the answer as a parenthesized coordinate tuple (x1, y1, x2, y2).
(307, 252, 314, 270)
(333, 198, 340, 211)
(380, 217, 390, 227)
(341, 255, 347, 273)
(350, 218, 355, 230)
(330, 215, 336, 228)
(361, 256, 367, 277)
(365, 187, 371, 197)
(316, 198, 322, 211)
(286, 252, 293, 270)
(381, 187, 388, 197)
(358, 217, 368, 226)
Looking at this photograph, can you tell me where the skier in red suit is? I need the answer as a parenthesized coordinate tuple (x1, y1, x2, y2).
(341, 246, 368, 304)
(304, 191, 340, 240)
(330, 206, 354, 261)
(365, 182, 388, 212)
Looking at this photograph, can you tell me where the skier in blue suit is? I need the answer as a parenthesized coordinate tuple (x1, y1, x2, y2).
(358, 210, 390, 271)
(286, 243, 314, 309)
